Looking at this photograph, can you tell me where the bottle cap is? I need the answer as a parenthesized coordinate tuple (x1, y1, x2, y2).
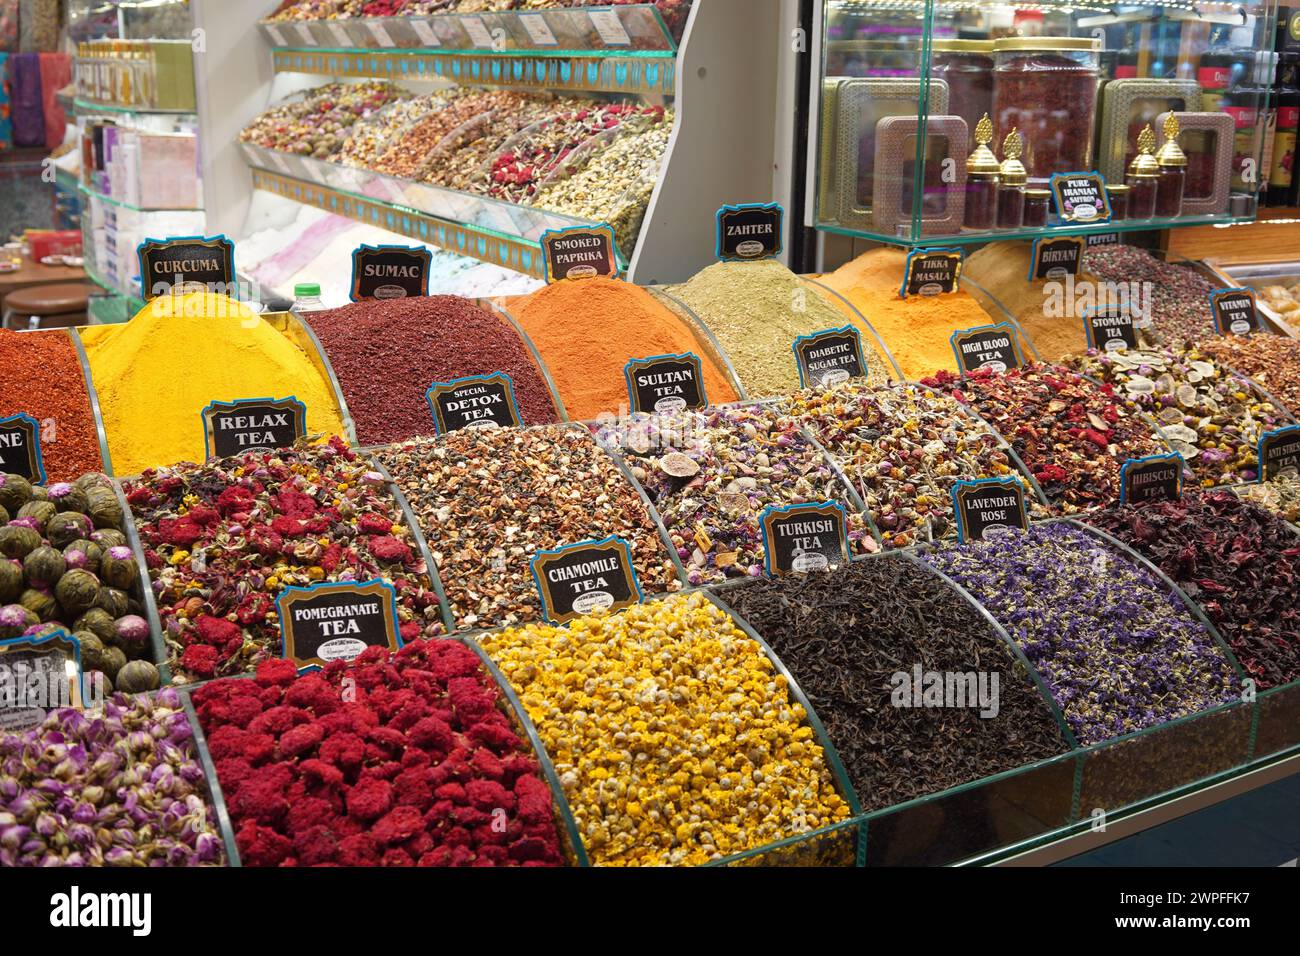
(999, 128, 1027, 185)
(1128, 124, 1161, 178)
(966, 114, 1001, 177)
(294, 283, 322, 297)
(1154, 113, 1188, 168)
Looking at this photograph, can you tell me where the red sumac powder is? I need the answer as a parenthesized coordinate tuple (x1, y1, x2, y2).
(0, 329, 103, 480)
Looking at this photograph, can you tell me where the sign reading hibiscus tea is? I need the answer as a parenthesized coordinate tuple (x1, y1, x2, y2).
(1120, 453, 1184, 504)
(950, 323, 1024, 376)
(716, 202, 784, 261)
(530, 536, 643, 624)
(624, 353, 708, 414)
(425, 373, 523, 435)
(350, 244, 432, 301)
(540, 224, 618, 282)
(1209, 288, 1260, 336)
(277, 579, 402, 671)
(758, 502, 849, 576)
(951, 477, 1029, 543)
(792, 326, 867, 387)
(1258, 424, 1300, 481)
(137, 235, 236, 300)
(0, 413, 45, 483)
(901, 248, 962, 298)
(201, 397, 307, 459)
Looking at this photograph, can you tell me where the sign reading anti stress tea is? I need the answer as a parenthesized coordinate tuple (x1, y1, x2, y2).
(350, 244, 432, 300)
(531, 536, 643, 624)
(759, 502, 850, 576)
(951, 477, 1029, 543)
(0, 413, 46, 483)
(716, 202, 783, 261)
(277, 580, 402, 671)
(1259, 425, 1300, 482)
(137, 235, 236, 300)
(540, 224, 618, 282)
(201, 397, 307, 459)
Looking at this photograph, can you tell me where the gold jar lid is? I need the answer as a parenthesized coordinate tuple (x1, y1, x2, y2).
(999, 128, 1027, 186)
(1106, 184, 1132, 194)
(1024, 188, 1052, 198)
(932, 39, 995, 54)
(967, 114, 1001, 176)
(1128, 124, 1161, 178)
(1155, 112, 1188, 168)
(993, 36, 1103, 54)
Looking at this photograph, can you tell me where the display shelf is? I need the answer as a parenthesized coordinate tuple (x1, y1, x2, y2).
(78, 182, 200, 215)
(73, 97, 197, 117)
(83, 260, 147, 316)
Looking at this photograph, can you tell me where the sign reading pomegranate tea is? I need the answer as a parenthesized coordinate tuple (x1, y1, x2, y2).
(531, 536, 643, 625)
(201, 397, 307, 459)
(350, 244, 432, 301)
(277, 580, 402, 671)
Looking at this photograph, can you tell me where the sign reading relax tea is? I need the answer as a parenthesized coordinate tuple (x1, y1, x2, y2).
(277, 580, 402, 671)
(759, 502, 849, 576)
(540, 224, 618, 283)
(1120, 453, 1184, 504)
(0, 630, 85, 733)
(201, 398, 307, 459)
(1048, 172, 1112, 223)
(531, 536, 642, 625)
(716, 202, 784, 261)
(951, 477, 1029, 543)
(901, 248, 962, 298)
(1209, 288, 1260, 336)
(1029, 236, 1085, 280)
(426, 373, 523, 435)
(137, 235, 236, 300)
(1258, 425, 1300, 482)
(1082, 304, 1138, 353)
(792, 326, 867, 388)
(624, 353, 708, 414)
(949, 323, 1024, 376)
(350, 244, 432, 301)
(0, 413, 45, 484)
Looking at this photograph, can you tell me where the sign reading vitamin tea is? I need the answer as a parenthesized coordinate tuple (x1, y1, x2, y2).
(951, 477, 1029, 543)
(1209, 288, 1260, 336)
(624, 354, 708, 414)
(531, 536, 643, 624)
(201, 397, 307, 459)
(137, 235, 236, 300)
(426, 373, 523, 435)
(716, 202, 784, 261)
(759, 502, 850, 576)
(350, 244, 432, 301)
(540, 224, 618, 282)
(0, 413, 45, 483)
(277, 580, 402, 671)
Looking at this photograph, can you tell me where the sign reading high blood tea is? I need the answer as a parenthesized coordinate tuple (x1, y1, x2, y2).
(901, 248, 962, 298)
(949, 323, 1024, 375)
(716, 202, 784, 261)
(1258, 424, 1300, 482)
(540, 224, 618, 283)
(1209, 287, 1260, 336)
(350, 244, 432, 301)
(1048, 171, 1113, 223)
(1120, 453, 1184, 504)
(137, 234, 236, 300)
(759, 502, 849, 576)
(426, 373, 523, 435)
(1028, 236, 1085, 280)
(951, 477, 1029, 543)
(276, 580, 402, 671)
(792, 326, 867, 387)
(1082, 304, 1138, 352)
(624, 353, 708, 414)
(0, 630, 85, 733)
(531, 536, 643, 624)
(201, 397, 307, 459)
(0, 413, 45, 483)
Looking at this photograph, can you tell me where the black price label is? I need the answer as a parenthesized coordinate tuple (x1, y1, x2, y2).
(1086, 232, 1122, 248)
(902, 248, 962, 297)
(1049, 172, 1113, 223)
(137, 235, 236, 300)
(531, 536, 643, 624)
(792, 326, 867, 388)
(1209, 288, 1260, 336)
(716, 202, 784, 261)
(0, 413, 45, 483)
(426, 373, 523, 435)
(1029, 237, 1085, 280)
(949, 323, 1024, 375)
(1120, 453, 1184, 504)
(1259, 425, 1300, 482)
(1083, 305, 1138, 353)
(350, 244, 432, 301)
(0, 630, 85, 732)
(951, 478, 1029, 543)
(541, 224, 618, 283)
(201, 397, 307, 459)
(277, 580, 402, 671)
(759, 502, 849, 576)
(624, 353, 708, 414)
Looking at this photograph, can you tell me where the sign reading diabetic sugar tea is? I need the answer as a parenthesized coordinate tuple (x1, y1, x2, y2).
(1082, 303, 1138, 352)
(1049, 172, 1112, 223)
(901, 248, 962, 297)
(0, 413, 45, 483)
(531, 536, 643, 624)
(0, 630, 85, 732)
(758, 502, 849, 576)
(350, 244, 432, 301)
(716, 202, 784, 261)
(201, 397, 307, 459)
(540, 224, 618, 282)
(1258, 425, 1300, 481)
(137, 234, 236, 300)
(949, 323, 1024, 375)
(1209, 288, 1260, 336)
(277, 580, 402, 671)
(792, 326, 867, 387)
(624, 354, 708, 414)
(951, 477, 1029, 543)
(1120, 453, 1184, 504)
(426, 373, 523, 435)
(1029, 236, 1085, 280)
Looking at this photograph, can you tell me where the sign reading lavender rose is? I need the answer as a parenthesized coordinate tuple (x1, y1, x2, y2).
(951, 477, 1029, 543)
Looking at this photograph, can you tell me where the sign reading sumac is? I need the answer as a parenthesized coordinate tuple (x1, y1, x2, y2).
(902, 248, 962, 297)
(201, 397, 307, 459)
(137, 235, 235, 300)
(350, 244, 432, 301)
(716, 202, 783, 261)
(426, 373, 523, 435)
(0, 413, 45, 483)
(530, 536, 643, 625)
(759, 502, 849, 576)
(541, 224, 618, 283)
(951, 478, 1029, 543)
(624, 353, 708, 414)
(276, 580, 402, 671)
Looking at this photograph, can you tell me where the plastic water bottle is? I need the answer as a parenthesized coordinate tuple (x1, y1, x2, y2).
(293, 283, 325, 312)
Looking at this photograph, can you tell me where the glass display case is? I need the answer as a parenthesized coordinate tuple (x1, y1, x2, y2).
(813, 0, 1281, 246)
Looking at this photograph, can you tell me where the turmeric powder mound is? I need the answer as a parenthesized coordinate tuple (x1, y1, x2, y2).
(81, 293, 348, 474)
(962, 242, 1091, 362)
(508, 276, 739, 421)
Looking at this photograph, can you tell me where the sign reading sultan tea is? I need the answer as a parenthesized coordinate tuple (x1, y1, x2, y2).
(1258, 424, 1300, 481)
(1120, 453, 1184, 504)
(540, 224, 618, 283)
(0, 413, 45, 483)
(531, 536, 643, 625)
(137, 235, 235, 300)
(792, 326, 867, 388)
(277, 580, 402, 671)
(624, 353, 708, 414)
(951, 477, 1029, 543)
(1029, 237, 1085, 280)
(901, 248, 962, 297)
(426, 373, 523, 435)
(1048, 172, 1112, 223)
(950, 323, 1024, 375)
(350, 244, 432, 301)
(759, 502, 849, 576)
(716, 202, 784, 261)
(201, 397, 307, 459)
(1082, 304, 1138, 352)
(1209, 288, 1260, 336)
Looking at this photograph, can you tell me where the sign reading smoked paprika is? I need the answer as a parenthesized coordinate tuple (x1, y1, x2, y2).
(1208, 287, 1260, 336)
(951, 477, 1029, 543)
(716, 202, 784, 261)
(758, 501, 849, 576)
(350, 244, 432, 301)
(1048, 171, 1113, 223)
(1120, 453, 1184, 504)
(276, 580, 402, 671)
(0, 413, 45, 484)
(901, 248, 962, 298)
(1082, 304, 1138, 352)
(530, 536, 643, 625)
(624, 353, 708, 414)
(540, 223, 618, 283)
(792, 326, 867, 388)
(1258, 424, 1300, 482)
(426, 373, 523, 435)
(949, 323, 1024, 376)
(137, 234, 236, 300)
(201, 397, 307, 459)
(0, 629, 86, 733)
(1029, 236, 1085, 280)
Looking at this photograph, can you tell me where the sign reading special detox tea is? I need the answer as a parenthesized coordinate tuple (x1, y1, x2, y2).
(624, 353, 708, 414)
(901, 248, 962, 297)
(1029, 236, 1085, 280)
(951, 477, 1029, 543)
(1048, 172, 1112, 223)
(137, 235, 236, 300)
(531, 536, 643, 625)
(0, 630, 85, 733)
(0, 413, 45, 484)
(201, 397, 307, 459)
(540, 224, 618, 283)
(277, 580, 402, 671)
(426, 373, 523, 435)
(792, 326, 867, 388)
(1120, 453, 1184, 504)
(1082, 304, 1138, 352)
(758, 502, 850, 576)
(716, 202, 784, 261)
(350, 244, 432, 301)
(1258, 424, 1300, 481)
(949, 323, 1024, 375)
(1209, 288, 1260, 336)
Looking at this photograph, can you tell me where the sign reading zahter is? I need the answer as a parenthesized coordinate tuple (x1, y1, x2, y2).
(137, 234, 236, 300)
(201, 397, 307, 459)
(759, 502, 850, 576)
(716, 202, 784, 261)
(530, 536, 643, 625)
(276, 580, 402, 671)
(350, 244, 432, 301)
(951, 477, 1029, 543)
(541, 224, 618, 283)
(426, 373, 523, 435)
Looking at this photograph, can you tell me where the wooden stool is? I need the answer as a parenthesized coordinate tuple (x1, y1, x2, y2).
(2, 283, 94, 330)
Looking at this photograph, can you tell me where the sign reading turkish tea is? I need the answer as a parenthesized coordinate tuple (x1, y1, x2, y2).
(1209, 288, 1260, 336)
(901, 248, 962, 297)
(949, 323, 1024, 376)
(0, 413, 45, 484)
(1120, 453, 1184, 504)
(201, 397, 307, 459)
(716, 202, 784, 261)
(1082, 304, 1138, 353)
(759, 502, 849, 576)
(277, 580, 402, 671)
(137, 234, 236, 300)
(0, 630, 85, 733)
(951, 477, 1029, 543)
(1029, 237, 1085, 280)
(1258, 425, 1300, 482)
(792, 326, 867, 388)
(350, 244, 432, 301)
(426, 373, 523, 435)
(1048, 172, 1113, 223)
(624, 353, 708, 414)
(540, 224, 618, 283)
(531, 536, 643, 625)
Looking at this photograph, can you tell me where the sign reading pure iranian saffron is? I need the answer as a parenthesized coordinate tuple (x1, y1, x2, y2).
(201, 398, 308, 459)
(951, 477, 1029, 543)
(1120, 453, 1184, 504)
(624, 353, 708, 414)
(137, 235, 236, 300)
(540, 224, 618, 282)
(350, 244, 432, 301)
(949, 323, 1024, 376)
(531, 536, 642, 624)
(1258, 424, 1300, 482)
(792, 326, 867, 388)
(276, 580, 402, 671)
(758, 502, 849, 576)
(901, 248, 962, 298)
(1048, 172, 1113, 223)
(1029, 236, 1085, 280)
(716, 202, 784, 261)
(0, 413, 45, 483)
(426, 373, 523, 435)
(1208, 287, 1260, 336)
